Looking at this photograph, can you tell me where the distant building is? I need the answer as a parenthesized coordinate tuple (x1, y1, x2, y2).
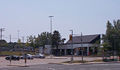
(45, 34, 101, 56)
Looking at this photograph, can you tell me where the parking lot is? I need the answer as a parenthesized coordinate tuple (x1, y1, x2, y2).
(0, 56, 102, 68)
(0, 56, 68, 68)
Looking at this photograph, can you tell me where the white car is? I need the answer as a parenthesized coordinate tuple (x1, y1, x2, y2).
(21, 54, 34, 59)
(34, 53, 45, 58)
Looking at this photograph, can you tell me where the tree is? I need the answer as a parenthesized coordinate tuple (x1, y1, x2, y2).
(27, 31, 63, 55)
(28, 35, 36, 48)
(25, 41, 29, 47)
(52, 30, 61, 55)
(0, 40, 8, 47)
(113, 20, 120, 56)
(27, 32, 52, 53)
(35, 32, 52, 53)
(104, 21, 114, 52)
(104, 19, 120, 57)
(17, 39, 23, 47)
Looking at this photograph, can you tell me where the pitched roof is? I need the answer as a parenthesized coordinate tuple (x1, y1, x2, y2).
(66, 34, 100, 44)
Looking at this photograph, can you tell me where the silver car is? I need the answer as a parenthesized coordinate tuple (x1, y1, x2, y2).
(34, 53, 45, 58)
(21, 54, 34, 59)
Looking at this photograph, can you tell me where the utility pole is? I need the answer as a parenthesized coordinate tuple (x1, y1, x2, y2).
(0, 28, 5, 40)
(70, 30, 74, 62)
(10, 35, 12, 43)
(49, 16, 54, 58)
(81, 32, 84, 62)
(22, 36, 24, 43)
(27, 36, 29, 43)
(17, 30, 20, 40)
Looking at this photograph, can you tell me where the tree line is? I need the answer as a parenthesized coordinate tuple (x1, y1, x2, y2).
(0, 30, 66, 53)
(103, 19, 120, 57)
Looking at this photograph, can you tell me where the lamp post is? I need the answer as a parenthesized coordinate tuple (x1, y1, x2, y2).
(49, 16, 54, 58)
(70, 30, 73, 62)
(49, 16, 54, 34)
(81, 32, 84, 62)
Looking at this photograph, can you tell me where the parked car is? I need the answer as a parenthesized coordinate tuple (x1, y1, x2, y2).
(5, 55, 20, 61)
(20, 54, 33, 59)
(34, 53, 45, 58)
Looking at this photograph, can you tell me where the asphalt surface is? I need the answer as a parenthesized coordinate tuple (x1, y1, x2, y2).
(0, 56, 102, 68)
(1, 63, 120, 70)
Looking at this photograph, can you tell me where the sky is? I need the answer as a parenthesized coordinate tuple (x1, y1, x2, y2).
(0, 0, 120, 42)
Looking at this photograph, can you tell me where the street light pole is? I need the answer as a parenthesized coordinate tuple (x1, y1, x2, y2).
(81, 32, 84, 62)
(70, 30, 73, 62)
(49, 16, 54, 58)
(49, 16, 54, 34)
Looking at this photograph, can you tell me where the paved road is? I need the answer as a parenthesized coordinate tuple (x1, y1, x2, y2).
(1, 63, 120, 70)
(0, 56, 101, 68)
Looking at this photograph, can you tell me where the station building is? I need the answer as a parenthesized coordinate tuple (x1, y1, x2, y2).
(45, 34, 101, 56)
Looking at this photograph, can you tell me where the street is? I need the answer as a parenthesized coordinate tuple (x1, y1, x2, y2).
(1, 63, 120, 70)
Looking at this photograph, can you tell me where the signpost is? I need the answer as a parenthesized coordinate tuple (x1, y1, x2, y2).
(81, 32, 84, 62)
(24, 54, 27, 66)
(70, 30, 73, 62)
(9, 55, 12, 65)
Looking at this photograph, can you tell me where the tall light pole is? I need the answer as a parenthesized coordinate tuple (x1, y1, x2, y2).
(49, 16, 54, 34)
(70, 30, 73, 62)
(49, 16, 54, 58)
(81, 32, 84, 62)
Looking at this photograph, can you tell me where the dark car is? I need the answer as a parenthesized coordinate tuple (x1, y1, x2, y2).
(5, 55, 20, 61)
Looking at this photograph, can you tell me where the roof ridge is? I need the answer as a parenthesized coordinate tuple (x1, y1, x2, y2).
(66, 34, 100, 44)
(73, 34, 100, 37)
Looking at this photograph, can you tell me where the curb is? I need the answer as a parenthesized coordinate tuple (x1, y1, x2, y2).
(52, 61, 120, 65)
(7, 65, 29, 67)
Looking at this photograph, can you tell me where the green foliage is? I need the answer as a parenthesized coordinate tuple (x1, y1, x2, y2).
(17, 39, 23, 47)
(28, 35, 36, 48)
(35, 32, 51, 48)
(52, 30, 61, 49)
(104, 19, 120, 56)
(102, 42, 111, 51)
(0, 51, 35, 56)
(0, 40, 8, 47)
(28, 32, 52, 49)
(27, 31, 65, 55)
(25, 41, 29, 47)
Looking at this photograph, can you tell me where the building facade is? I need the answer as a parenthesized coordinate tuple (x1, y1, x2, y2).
(45, 34, 101, 56)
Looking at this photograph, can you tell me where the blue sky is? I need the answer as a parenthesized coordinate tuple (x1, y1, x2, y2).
(0, 0, 120, 42)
